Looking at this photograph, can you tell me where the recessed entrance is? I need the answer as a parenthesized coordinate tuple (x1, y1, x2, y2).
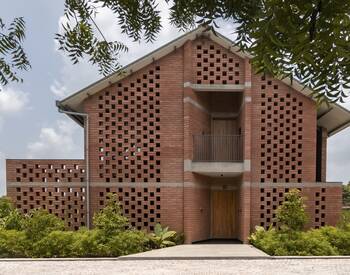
(211, 190, 237, 239)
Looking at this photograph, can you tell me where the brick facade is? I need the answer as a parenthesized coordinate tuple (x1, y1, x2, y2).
(6, 29, 343, 243)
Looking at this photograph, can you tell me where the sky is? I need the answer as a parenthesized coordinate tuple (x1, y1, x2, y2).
(0, 1, 350, 195)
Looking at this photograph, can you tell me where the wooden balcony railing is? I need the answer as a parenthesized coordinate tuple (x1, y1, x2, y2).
(193, 134, 243, 162)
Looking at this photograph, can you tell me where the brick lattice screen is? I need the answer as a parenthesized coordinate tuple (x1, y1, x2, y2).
(95, 66, 161, 183)
(7, 160, 86, 229)
(258, 76, 304, 183)
(257, 187, 327, 229)
(194, 39, 244, 85)
(94, 186, 161, 231)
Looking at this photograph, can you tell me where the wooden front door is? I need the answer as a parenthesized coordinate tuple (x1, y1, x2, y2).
(211, 190, 236, 239)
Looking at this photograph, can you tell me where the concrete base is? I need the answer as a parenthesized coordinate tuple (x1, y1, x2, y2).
(120, 244, 269, 260)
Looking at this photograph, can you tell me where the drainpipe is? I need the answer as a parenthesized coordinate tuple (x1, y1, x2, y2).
(57, 105, 90, 229)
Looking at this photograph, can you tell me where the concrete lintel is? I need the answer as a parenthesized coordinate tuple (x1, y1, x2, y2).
(185, 160, 244, 177)
(184, 82, 244, 92)
(250, 182, 343, 188)
(7, 181, 184, 188)
(7, 182, 86, 187)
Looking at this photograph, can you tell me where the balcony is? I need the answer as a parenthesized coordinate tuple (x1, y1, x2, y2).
(189, 135, 244, 177)
(193, 135, 243, 162)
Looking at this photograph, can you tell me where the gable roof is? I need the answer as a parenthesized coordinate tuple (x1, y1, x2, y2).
(56, 25, 350, 137)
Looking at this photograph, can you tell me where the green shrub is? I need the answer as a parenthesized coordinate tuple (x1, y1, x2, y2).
(106, 230, 151, 256)
(24, 209, 65, 242)
(0, 197, 14, 219)
(70, 229, 110, 257)
(276, 189, 308, 232)
(250, 226, 337, 256)
(249, 226, 281, 255)
(0, 209, 25, 230)
(31, 231, 75, 258)
(293, 230, 337, 256)
(0, 229, 27, 257)
(0, 195, 178, 258)
(149, 223, 177, 248)
(93, 193, 129, 235)
(319, 226, 350, 255)
(337, 210, 350, 231)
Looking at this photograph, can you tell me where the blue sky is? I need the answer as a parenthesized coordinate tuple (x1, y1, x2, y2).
(0, 1, 350, 195)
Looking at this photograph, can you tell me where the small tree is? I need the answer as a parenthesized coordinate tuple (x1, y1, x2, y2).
(276, 189, 308, 232)
(93, 193, 129, 235)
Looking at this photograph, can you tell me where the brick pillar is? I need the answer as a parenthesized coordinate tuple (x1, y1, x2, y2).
(240, 58, 252, 243)
(321, 127, 328, 182)
(183, 40, 193, 243)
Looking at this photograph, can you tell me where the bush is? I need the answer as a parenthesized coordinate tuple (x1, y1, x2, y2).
(93, 193, 129, 235)
(106, 230, 151, 256)
(0, 209, 25, 230)
(0, 197, 14, 219)
(31, 231, 75, 258)
(24, 209, 65, 242)
(249, 226, 281, 255)
(337, 210, 350, 231)
(249, 226, 337, 256)
(319, 226, 350, 255)
(0, 229, 28, 257)
(250, 189, 350, 256)
(0, 195, 178, 258)
(70, 229, 110, 257)
(275, 189, 307, 232)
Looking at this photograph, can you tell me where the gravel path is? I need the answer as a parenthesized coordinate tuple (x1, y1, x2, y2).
(0, 259, 349, 275)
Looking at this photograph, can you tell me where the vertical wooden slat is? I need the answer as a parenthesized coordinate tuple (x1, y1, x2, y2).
(193, 135, 243, 162)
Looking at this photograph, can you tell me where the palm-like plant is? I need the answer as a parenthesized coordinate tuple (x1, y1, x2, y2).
(150, 223, 177, 248)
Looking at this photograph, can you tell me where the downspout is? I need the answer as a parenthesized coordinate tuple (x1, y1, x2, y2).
(57, 105, 90, 229)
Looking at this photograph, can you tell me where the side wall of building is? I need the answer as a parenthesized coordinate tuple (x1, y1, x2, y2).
(6, 159, 86, 229)
(83, 46, 185, 233)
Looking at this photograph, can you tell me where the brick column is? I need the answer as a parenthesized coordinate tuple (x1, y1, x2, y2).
(240, 58, 252, 242)
(321, 127, 328, 182)
(183, 40, 193, 243)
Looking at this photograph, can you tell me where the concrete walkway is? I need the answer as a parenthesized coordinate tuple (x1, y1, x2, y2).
(1, 259, 350, 275)
(120, 244, 269, 260)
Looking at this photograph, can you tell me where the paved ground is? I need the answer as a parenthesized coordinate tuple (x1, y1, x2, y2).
(0, 259, 350, 275)
(121, 244, 269, 259)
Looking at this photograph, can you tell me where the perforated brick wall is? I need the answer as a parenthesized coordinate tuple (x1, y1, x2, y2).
(6, 159, 86, 229)
(89, 66, 161, 184)
(251, 185, 342, 230)
(7, 160, 85, 183)
(251, 75, 317, 183)
(91, 186, 161, 231)
(193, 38, 244, 85)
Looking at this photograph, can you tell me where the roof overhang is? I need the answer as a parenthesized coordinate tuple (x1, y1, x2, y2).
(57, 25, 350, 136)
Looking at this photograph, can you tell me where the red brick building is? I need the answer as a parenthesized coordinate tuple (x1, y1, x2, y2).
(6, 26, 350, 243)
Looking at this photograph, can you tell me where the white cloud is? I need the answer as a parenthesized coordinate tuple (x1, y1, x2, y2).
(50, 80, 70, 99)
(0, 87, 29, 129)
(26, 118, 83, 159)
